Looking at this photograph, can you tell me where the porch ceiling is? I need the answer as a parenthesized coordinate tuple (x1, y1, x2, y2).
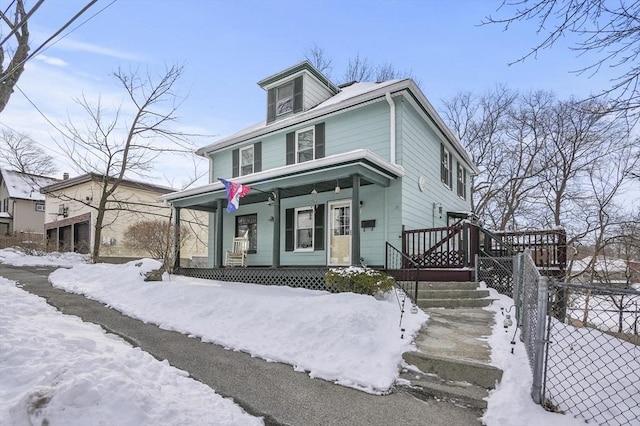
(165, 151, 403, 211)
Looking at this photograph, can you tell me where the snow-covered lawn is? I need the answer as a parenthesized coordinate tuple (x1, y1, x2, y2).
(0, 248, 593, 425)
(0, 276, 262, 426)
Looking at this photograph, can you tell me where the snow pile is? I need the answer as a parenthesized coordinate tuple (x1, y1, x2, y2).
(0, 247, 89, 267)
(482, 288, 588, 426)
(0, 276, 262, 426)
(48, 259, 427, 393)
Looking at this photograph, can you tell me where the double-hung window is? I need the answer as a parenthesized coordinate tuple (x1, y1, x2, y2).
(457, 163, 467, 199)
(441, 144, 452, 189)
(296, 127, 314, 163)
(286, 123, 325, 165)
(240, 145, 254, 176)
(232, 142, 261, 178)
(294, 207, 314, 251)
(276, 82, 294, 116)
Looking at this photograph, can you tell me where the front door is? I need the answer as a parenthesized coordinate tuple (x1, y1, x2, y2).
(328, 200, 351, 266)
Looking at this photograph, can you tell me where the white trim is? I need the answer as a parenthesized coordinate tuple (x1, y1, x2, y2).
(327, 199, 352, 266)
(161, 149, 405, 203)
(239, 145, 254, 176)
(294, 206, 314, 252)
(295, 126, 315, 163)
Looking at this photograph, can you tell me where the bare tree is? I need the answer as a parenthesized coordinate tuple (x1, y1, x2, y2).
(0, 0, 31, 113)
(55, 64, 198, 261)
(343, 53, 373, 83)
(304, 43, 333, 77)
(484, 0, 640, 121)
(124, 219, 190, 273)
(0, 128, 58, 175)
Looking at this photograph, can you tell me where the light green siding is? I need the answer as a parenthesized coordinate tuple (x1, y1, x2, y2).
(325, 101, 390, 159)
(396, 98, 471, 230)
(303, 74, 334, 111)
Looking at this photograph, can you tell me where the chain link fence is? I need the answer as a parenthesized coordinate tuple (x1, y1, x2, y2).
(476, 255, 515, 296)
(513, 250, 640, 425)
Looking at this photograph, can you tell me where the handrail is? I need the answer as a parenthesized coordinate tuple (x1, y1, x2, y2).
(385, 242, 420, 305)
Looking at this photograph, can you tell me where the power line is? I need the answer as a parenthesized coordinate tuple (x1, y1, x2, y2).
(0, 0, 45, 49)
(0, 0, 101, 85)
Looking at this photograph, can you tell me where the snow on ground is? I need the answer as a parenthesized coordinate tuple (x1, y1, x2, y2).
(0, 247, 89, 268)
(482, 288, 588, 426)
(0, 249, 609, 425)
(47, 258, 427, 393)
(0, 276, 262, 426)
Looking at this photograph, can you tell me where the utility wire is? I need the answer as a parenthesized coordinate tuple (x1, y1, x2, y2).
(0, 0, 45, 49)
(0, 0, 100, 85)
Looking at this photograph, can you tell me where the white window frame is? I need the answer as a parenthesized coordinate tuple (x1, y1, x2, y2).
(276, 81, 294, 116)
(295, 126, 315, 164)
(442, 147, 452, 188)
(457, 163, 467, 199)
(35, 203, 45, 212)
(294, 206, 314, 252)
(239, 145, 254, 176)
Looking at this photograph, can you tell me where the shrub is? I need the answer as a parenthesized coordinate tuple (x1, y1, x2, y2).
(324, 266, 395, 295)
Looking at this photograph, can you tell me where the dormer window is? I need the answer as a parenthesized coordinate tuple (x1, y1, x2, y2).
(267, 76, 304, 123)
(276, 82, 294, 116)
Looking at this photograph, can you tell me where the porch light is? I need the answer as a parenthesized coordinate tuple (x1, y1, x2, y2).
(310, 188, 318, 209)
(334, 179, 340, 194)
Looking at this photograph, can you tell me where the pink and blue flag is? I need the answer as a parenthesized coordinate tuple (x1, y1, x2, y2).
(219, 178, 251, 213)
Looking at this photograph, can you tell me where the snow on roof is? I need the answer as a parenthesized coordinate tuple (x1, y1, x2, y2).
(0, 169, 59, 201)
(196, 79, 406, 155)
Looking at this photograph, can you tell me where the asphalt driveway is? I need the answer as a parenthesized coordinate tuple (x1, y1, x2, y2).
(0, 264, 483, 426)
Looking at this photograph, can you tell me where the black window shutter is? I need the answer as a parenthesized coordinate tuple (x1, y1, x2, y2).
(293, 76, 303, 113)
(440, 144, 445, 183)
(254, 142, 262, 173)
(285, 208, 294, 252)
(267, 88, 276, 123)
(449, 154, 453, 189)
(314, 204, 324, 251)
(286, 132, 295, 165)
(232, 149, 239, 178)
(315, 123, 325, 159)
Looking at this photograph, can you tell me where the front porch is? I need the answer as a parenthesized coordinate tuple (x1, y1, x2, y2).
(175, 224, 567, 298)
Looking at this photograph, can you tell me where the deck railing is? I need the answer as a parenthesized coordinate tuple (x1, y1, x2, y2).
(402, 223, 566, 273)
(385, 242, 420, 304)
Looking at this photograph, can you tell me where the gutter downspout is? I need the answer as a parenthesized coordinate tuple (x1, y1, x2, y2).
(385, 92, 396, 164)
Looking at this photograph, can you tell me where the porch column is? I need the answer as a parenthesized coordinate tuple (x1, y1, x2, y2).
(351, 174, 361, 266)
(216, 199, 224, 267)
(272, 188, 281, 267)
(173, 207, 181, 271)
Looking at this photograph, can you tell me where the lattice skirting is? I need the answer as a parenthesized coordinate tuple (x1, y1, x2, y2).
(175, 267, 332, 292)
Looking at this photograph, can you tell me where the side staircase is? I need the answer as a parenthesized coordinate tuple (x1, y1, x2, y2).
(399, 281, 502, 410)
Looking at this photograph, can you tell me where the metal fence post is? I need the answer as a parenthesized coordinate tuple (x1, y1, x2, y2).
(531, 276, 549, 405)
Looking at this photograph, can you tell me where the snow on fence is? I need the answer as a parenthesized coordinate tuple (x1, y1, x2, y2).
(514, 250, 640, 426)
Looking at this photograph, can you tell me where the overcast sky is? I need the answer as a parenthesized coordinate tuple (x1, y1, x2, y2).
(0, 0, 624, 189)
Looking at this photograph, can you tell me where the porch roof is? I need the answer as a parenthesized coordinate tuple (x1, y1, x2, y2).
(161, 149, 404, 212)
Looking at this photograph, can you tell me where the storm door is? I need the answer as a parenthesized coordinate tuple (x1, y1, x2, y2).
(327, 200, 351, 266)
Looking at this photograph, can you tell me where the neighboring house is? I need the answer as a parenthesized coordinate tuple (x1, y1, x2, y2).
(0, 168, 59, 237)
(162, 61, 477, 270)
(570, 256, 639, 286)
(41, 173, 208, 265)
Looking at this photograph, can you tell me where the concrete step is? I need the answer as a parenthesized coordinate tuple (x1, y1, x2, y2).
(417, 298, 493, 309)
(403, 352, 503, 390)
(417, 289, 490, 299)
(418, 281, 478, 290)
(398, 369, 490, 409)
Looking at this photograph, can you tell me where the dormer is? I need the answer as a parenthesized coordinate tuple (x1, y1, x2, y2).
(258, 61, 340, 124)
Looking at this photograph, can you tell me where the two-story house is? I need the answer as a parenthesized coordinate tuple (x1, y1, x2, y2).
(0, 168, 59, 238)
(41, 173, 208, 266)
(162, 61, 477, 277)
